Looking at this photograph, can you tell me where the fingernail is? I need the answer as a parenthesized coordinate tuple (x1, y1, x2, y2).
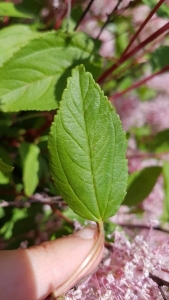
(74, 226, 97, 239)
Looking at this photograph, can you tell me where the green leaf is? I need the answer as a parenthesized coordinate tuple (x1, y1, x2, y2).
(123, 166, 161, 206)
(0, 145, 12, 166)
(48, 65, 128, 222)
(15, 0, 46, 16)
(0, 172, 9, 185)
(0, 25, 40, 67)
(0, 146, 13, 183)
(0, 2, 33, 18)
(19, 143, 40, 196)
(162, 161, 169, 222)
(137, 85, 156, 101)
(0, 158, 13, 173)
(147, 129, 169, 153)
(0, 31, 102, 112)
(149, 46, 169, 71)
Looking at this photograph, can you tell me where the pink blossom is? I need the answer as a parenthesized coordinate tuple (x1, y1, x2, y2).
(114, 94, 169, 133)
(113, 96, 146, 131)
(147, 73, 169, 95)
(77, 17, 115, 57)
(66, 230, 169, 300)
(143, 96, 169, 133)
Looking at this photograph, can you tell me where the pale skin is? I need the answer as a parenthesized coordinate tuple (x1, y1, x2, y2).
(0, 225, 103, 300)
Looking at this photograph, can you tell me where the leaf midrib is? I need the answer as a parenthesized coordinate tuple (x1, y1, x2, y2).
(80, 76, 101, 219)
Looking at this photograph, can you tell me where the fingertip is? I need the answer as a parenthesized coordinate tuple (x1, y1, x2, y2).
(73, 224, 98, 239)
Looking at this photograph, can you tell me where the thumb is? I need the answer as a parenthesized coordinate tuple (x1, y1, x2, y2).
(0, 225, 103, 300)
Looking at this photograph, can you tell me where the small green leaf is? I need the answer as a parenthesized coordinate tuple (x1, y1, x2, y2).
(19, 143, 40, 196)
(149, 46, 169, 71)
(0, 31, 102, 112)
(0, 172, 9, 185)
(0, 145, 12, 166)
(162, 161, 169, 222)
(0, 158, 13, 173)
(0, 2, 33, 18)
(0, 25, 40, 67)
(123, 166, 161, 206)
(147, 129, 169, 153)
(137, 85, 156, 101)
(48, 65, 128, 222)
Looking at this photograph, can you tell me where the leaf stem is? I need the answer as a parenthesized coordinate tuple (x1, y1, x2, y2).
(52, 221, 104, 299)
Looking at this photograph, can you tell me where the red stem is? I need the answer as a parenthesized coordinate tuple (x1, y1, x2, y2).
(122, 0, 166, 57)
(107, 43, 157, 82)
(111, 64, 169, 100)
(127, 22, 169, 58)
(97, 22, 169, 84)
(54, 10, 67, 30)
(105, 56, 143, 82)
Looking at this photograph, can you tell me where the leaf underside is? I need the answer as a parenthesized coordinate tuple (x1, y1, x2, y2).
(48, 65, 128, 222)
(0, 31, 101, 112)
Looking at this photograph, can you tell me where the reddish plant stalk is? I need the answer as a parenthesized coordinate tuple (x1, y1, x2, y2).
(98, 22, 169, 84)
(105, 56, 143, 82)
(111, 33, 167, 82)
(106, 40, 158, 82)
(111, 64, 169, 100)
(122, 0, 166, 57)
(54, 209, 74, 224)
(54, 10, 67, 30)
(54, 0, 76, 30)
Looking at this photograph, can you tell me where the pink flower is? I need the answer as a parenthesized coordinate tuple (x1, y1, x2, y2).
(113, 96, 146, 131)
(66, 230, 169, 300)
(143, 96, 169, 133)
